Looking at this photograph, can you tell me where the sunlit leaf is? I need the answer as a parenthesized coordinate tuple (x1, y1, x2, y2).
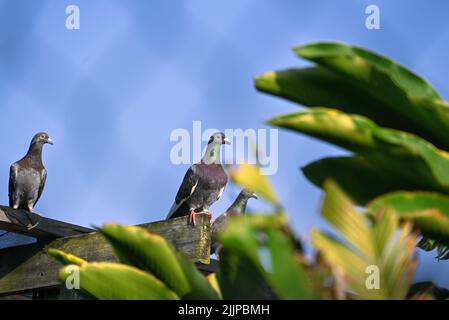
(98, 224, 190, 297)
(207, 273, 223, 299)
(48, 248, 87, 266)
(266, 229, 318, 299)
(293, 42, 449, 150)
(255, 67, 413, 133)
(59, 262, 179, 300)
(311, 180, 417, 299)
(230, 163, 280, 206)
(218, 214, 318, 299)
(367, 192, 449, 246)
(269, 108, 449, 195)
(302, 156, 423, 205)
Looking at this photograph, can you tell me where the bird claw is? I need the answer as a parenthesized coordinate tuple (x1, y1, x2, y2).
(189, 209, 213, 226)
(189, 209, 198, 226)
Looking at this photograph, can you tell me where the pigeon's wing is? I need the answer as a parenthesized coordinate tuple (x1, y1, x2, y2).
(34, 168, 47, 206)
(8, 163, 19, 207)
(216, 186, 225, 201)
(166, 166, 199, 219)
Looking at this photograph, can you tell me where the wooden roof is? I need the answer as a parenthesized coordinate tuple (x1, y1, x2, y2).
(0, 206, 212, 296)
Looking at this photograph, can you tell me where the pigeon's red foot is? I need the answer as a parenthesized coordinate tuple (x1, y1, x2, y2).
(189, 208, 198, 226)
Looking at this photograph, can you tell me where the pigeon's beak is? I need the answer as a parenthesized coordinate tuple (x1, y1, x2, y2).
(223, 137, 231, 145)
(46, 137, 54, 145)
(251, 193, 258, 199)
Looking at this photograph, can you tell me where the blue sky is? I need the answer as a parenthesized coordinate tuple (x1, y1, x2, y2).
(1, 0, 448, 287)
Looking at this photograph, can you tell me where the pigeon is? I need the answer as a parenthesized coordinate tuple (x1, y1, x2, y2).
(166, 132, 230, 225)
(9, 132, 53, 214)
(211, 189, 258, 256)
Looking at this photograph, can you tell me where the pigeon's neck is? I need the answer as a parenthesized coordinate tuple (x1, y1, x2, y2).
(26, 142, 44, 161)
(201, 143, 222, 165)
(227, 194, 249, 216)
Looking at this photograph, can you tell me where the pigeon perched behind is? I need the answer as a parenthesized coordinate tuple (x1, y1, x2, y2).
(9, 132, 53, 214)
(166, 132, 230, 225)
(211, 189, 258, 256)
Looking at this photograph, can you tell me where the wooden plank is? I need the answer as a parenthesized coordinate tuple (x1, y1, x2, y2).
(0, 205, 93, 239)
(0, 214, 211, 296)
(197, 259, 218, 274)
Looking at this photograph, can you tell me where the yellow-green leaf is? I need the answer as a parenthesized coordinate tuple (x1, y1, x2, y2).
(311, 180, 417, 299)
(230, 163, 280, 206)
(48, 248, 87, 266)
(367, 192, 449, 246)
(98, 224, 190, 297)
(269, 108, 449, 195)
(293, 42, 449, 150)
(59, 262, 179, 300)
(302, 156, 422, 205)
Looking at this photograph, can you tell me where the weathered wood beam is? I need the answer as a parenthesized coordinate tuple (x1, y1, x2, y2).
(0, 215, 211, 296)
(0, 205, 93, 239)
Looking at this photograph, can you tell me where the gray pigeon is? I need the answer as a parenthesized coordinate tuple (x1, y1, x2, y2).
(166, 132, 230, 225)
(9, 132, 53, 214)
(211, 189, 257, 256)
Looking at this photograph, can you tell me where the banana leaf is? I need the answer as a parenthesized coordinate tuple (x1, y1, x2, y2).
(98, 224, 190, 297)
(255, 67, 417, 134)
(367, 191, 449, 247)
(269, 108, 449, 195)
(59, 262, 179, 300)
(311, 180, 417, 299)
(302, 156, 423, 205)
(293, 42, 449, 150)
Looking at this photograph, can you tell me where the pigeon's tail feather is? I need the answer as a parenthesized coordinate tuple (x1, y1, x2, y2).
(166, 202, 179, 220)
(166, 200, 190, 220)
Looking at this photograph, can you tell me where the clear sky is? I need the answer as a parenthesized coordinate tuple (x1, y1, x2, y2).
(1, 0, 448, 287)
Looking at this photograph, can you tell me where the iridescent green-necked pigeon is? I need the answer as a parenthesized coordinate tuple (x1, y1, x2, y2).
(166, 132, 230, 225)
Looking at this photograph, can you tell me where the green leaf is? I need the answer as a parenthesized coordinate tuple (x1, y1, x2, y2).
(217, 214, 318, 299)
(311, 180, 417, 299)
(321, 180, 375, 259)
(266, 229, 318, 299)
(302, 156, 422, 205)
(217, 214, 281, 299)
(48, 248, 87, 266)
(98, 224, 190, 297)
(206, 273, 223, 299)
(217, 248, 276, 299)
(59, 262, 179, 300)
(269, 108, 449, 195)
(255, 67, 414, 133)
(367, 192, 449, 247)
(175, 253, 220, 300)
(293, 42, 449, 150)
(295, 42, 441, 101)
(230, 163, 280, 206)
